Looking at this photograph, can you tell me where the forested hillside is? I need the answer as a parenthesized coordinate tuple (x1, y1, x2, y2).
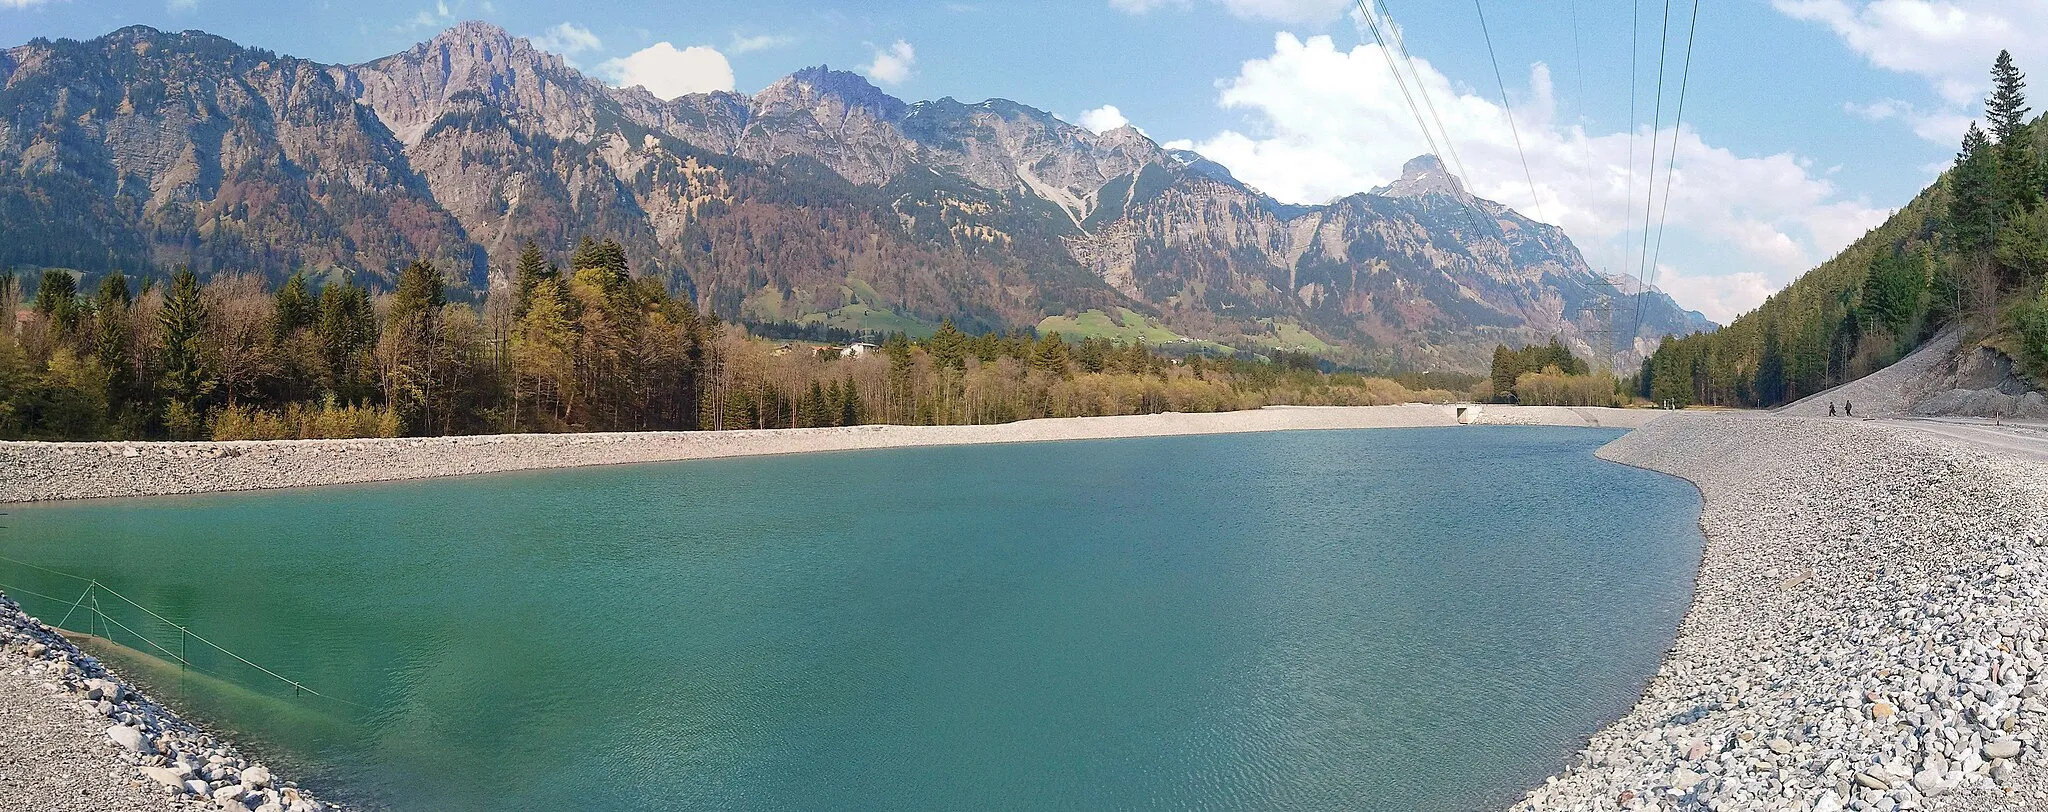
(0, 237, 1473, 441)
(1643, 52, 2048, 407)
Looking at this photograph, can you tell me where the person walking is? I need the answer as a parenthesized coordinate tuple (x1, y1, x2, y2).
(1829, 402, 1837, 417)
(1845, 400, 1854, 417)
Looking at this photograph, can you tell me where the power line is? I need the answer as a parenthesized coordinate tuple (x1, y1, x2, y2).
(1568, 0, 1587, 125)
(1630, 0, 1675, 342)
(1370, 0, 1471, 184)
(1646, 0, 1703, 308)
(1353, 1, 1443, 165)
(1472, 0, 1550, 223)
(1625, 0, 1641, 287)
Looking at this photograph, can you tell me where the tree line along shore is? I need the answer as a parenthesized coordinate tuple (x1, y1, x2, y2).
(0, 239, 1457, 442)
(0, 234, 1655, 444)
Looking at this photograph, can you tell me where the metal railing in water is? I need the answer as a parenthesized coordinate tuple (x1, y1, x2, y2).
(0, 554, 365, 709)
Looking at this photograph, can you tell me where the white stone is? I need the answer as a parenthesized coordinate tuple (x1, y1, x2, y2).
(106, 724, 150, 753)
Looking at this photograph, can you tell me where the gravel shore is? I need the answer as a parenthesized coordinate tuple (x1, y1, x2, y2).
(1515, 413, 2048, 811)
(0, 596, 330, 811)
(0, 404, 1653, 503)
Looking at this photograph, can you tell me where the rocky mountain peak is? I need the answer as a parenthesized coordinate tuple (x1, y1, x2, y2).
(336, 20, 588, 146)
(1372, 154, 1473, 205)
(758, 66, 908, 123)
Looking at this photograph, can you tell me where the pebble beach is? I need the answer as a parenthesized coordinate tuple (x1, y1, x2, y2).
(1517, 414, 2048, 811)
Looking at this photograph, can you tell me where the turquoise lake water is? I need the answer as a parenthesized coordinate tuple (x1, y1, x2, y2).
(0, 426, 1702, 811)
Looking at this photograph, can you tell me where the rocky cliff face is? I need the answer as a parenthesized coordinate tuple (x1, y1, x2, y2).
(0, 22, 1708, 370)
(1069, 154, 1711, 368)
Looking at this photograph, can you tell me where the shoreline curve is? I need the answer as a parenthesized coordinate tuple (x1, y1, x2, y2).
(1517, 413, 2048, 810)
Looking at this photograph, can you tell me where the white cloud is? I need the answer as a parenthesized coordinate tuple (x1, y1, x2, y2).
(1108, 0, 1349, 23)
(1078, 105, 1135, 134)
(1183, 33, 1889, 321)
(0, 0, 54, 8)
(167, 0, 196, 11)
(532, 22, 601, 56)
(400, 0, 453, 30)
(1652, 264, 1781, 324)
(600, 43, 735, 100)
(1773, 0, 2037, 105)
(1774, 1, 2048, 144)
(1843, 97, 1974, 144)
(729, 33, 794, 54)
(863, 40, 916, 86)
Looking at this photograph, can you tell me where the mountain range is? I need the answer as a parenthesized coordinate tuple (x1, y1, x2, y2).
(0, 22, 1711, 371)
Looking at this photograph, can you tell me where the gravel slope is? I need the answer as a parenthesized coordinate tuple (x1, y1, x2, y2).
(1, 597, 330, 811)
(1777, 329, 1964, 418)
(0, 405, 1658, 503)
(1515, 413, 2048, 811)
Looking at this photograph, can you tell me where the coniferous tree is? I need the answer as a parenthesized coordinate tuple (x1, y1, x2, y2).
(512, 240, 557, 318)
(1031, 332, 1071, 378)
(1988, 51, 2040, 214)
(882, 332, 914, 422)
(92, 273, 133, 421)
(1952, 123, 2000, 257)
(1755, 330, 1787, 406)
(385, 260, 447, 433)
(317, 280, 378, 403)
(273, 272, 317, 340)
(95, 272, 131, 310)
(157, 267, 212, 437)
(33, 270, 79, 335)
(928, 319, 967, 371)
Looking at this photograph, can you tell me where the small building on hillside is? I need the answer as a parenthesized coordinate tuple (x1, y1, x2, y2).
(843, 342, 879, 358)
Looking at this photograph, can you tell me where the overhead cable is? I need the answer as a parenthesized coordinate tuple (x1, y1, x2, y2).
(1370, 0, 1471, 183)
(1630, 0, 1675, 340)
(1472, 0, 1551, 223)
(1645, 0, 1703, 318)
(1352, 0, 1444, 164)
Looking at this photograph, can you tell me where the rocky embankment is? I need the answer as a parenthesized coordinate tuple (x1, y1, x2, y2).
(0, 596, 329, 811)
(0, 405, 1654, 503)
(1516, 414, 2048, 811)
(1778, 329, 2047, 421)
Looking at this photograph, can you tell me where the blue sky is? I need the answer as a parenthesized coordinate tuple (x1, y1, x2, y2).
(3, 0, 2041, 323)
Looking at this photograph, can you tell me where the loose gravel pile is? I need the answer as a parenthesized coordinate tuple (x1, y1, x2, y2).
(0, 596, 331, 811)
(1776, 329, 1964, 419)
(1515, 414, 2048, 811)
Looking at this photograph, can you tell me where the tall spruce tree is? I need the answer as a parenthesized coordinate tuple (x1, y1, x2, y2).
(1952, 123, 2000, 256)
(928, 319, 967, 371)
(157, 267, 212, 437)
(33, 269, 79, 335)
(1031, 332, 1071, 378)
(316, 280, 378, 403)
(387, 260, 447, 432)
(91, 273, 134, 424)
(273, 272, 317, 340)
(94, 272, 130, 309)
(1989, 50, 2041, 213)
